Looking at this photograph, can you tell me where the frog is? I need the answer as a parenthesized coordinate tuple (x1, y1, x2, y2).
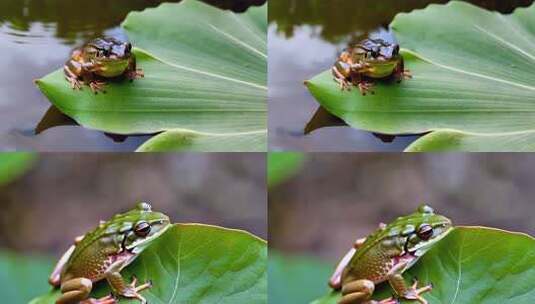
(48, 202, 171, 304)
(64, 37, 144, 94)
(328, 205, 452, 304)
(332, 38, 412, 95)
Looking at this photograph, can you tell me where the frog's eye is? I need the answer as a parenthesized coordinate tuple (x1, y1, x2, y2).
(134, 221, 151, 237)
(126, 43, 132, 53)
(98, 49, 109, 57)
(417, 224, 434, 240)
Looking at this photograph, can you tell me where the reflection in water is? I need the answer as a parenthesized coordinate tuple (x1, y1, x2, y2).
(0, 0, 265, 44)
(269, 0, 535, 151)
(0, 0, 265, 151)
(0, 0, 179, 45)
(269, 0, 535, 42)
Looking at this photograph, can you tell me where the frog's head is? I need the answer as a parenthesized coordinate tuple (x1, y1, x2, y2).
(398, 205, 452, 258)
(84, 37, 133, 77)
(120, 202, 171, 254)
(353, 39, 401, 76)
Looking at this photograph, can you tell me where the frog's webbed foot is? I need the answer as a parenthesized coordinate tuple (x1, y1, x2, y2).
(89, 80, 107, 94)
(400, 279, 432, 304)
(66, 76, 82, 91)
(119, 275, 152, 304)
(127, 69, 145, 82)
(402, 69, 412, 81)
(334, 77, 351, 91)
(395, 69, 412, 83)
(358, 81, 375, 96)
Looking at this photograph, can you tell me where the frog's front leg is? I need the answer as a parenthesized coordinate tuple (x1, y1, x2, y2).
(332, 61, 352, 91)
(64, 61, 82, 91)
(78, 62, 108, 94)
(105, 258, 152, 304)
(349, 72, 374, 96)
(387, 260, 432, 304)
(393, 58, 412, 83)
(125, 56, 144, 81)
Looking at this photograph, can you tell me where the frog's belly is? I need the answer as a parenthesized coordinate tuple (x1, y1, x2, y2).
(362, 70, 394, 79)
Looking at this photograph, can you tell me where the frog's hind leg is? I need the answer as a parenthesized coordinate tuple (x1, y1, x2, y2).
(57, 278, 94, 304)
(338, 280, 376, 304)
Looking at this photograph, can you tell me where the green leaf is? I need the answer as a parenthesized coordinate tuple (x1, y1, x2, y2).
(35, 0, 266, 137)
(269, 252, 333, 304)
(306, 2, 535, 151)
(267, 152, 305, 187)
(136, 130, 266, 152)
(312, 227, 535, 304)
(30, 224, 267, 304)
(0, 251, 54, 303)
(406, 129, 535, 152)
(0, 153, 36, 185)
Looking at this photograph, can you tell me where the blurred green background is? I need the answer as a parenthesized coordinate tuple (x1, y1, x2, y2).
(0, 152, 266, 303)
(268, 153, 535, 303)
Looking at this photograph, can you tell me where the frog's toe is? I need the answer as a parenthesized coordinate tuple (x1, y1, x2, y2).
(81, 294, 117, 304)
(66, 78, 82, 91)
(402, 281, 432, 304)
(89, 81, 107, 94)
(376, 296, 399, 304)
(358, 82, 374, 96)
(127, 69, 145, 81)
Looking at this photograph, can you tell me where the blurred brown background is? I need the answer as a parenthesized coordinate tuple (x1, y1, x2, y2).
(0, 153, 266, 256)
(269, 153, 535, 261)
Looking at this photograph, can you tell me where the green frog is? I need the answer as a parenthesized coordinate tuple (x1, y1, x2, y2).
(64, 37, 144, 94)
(332, 39, 412, 95)
(48, 202, 171, 304)
(329, 205, 452, 304)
